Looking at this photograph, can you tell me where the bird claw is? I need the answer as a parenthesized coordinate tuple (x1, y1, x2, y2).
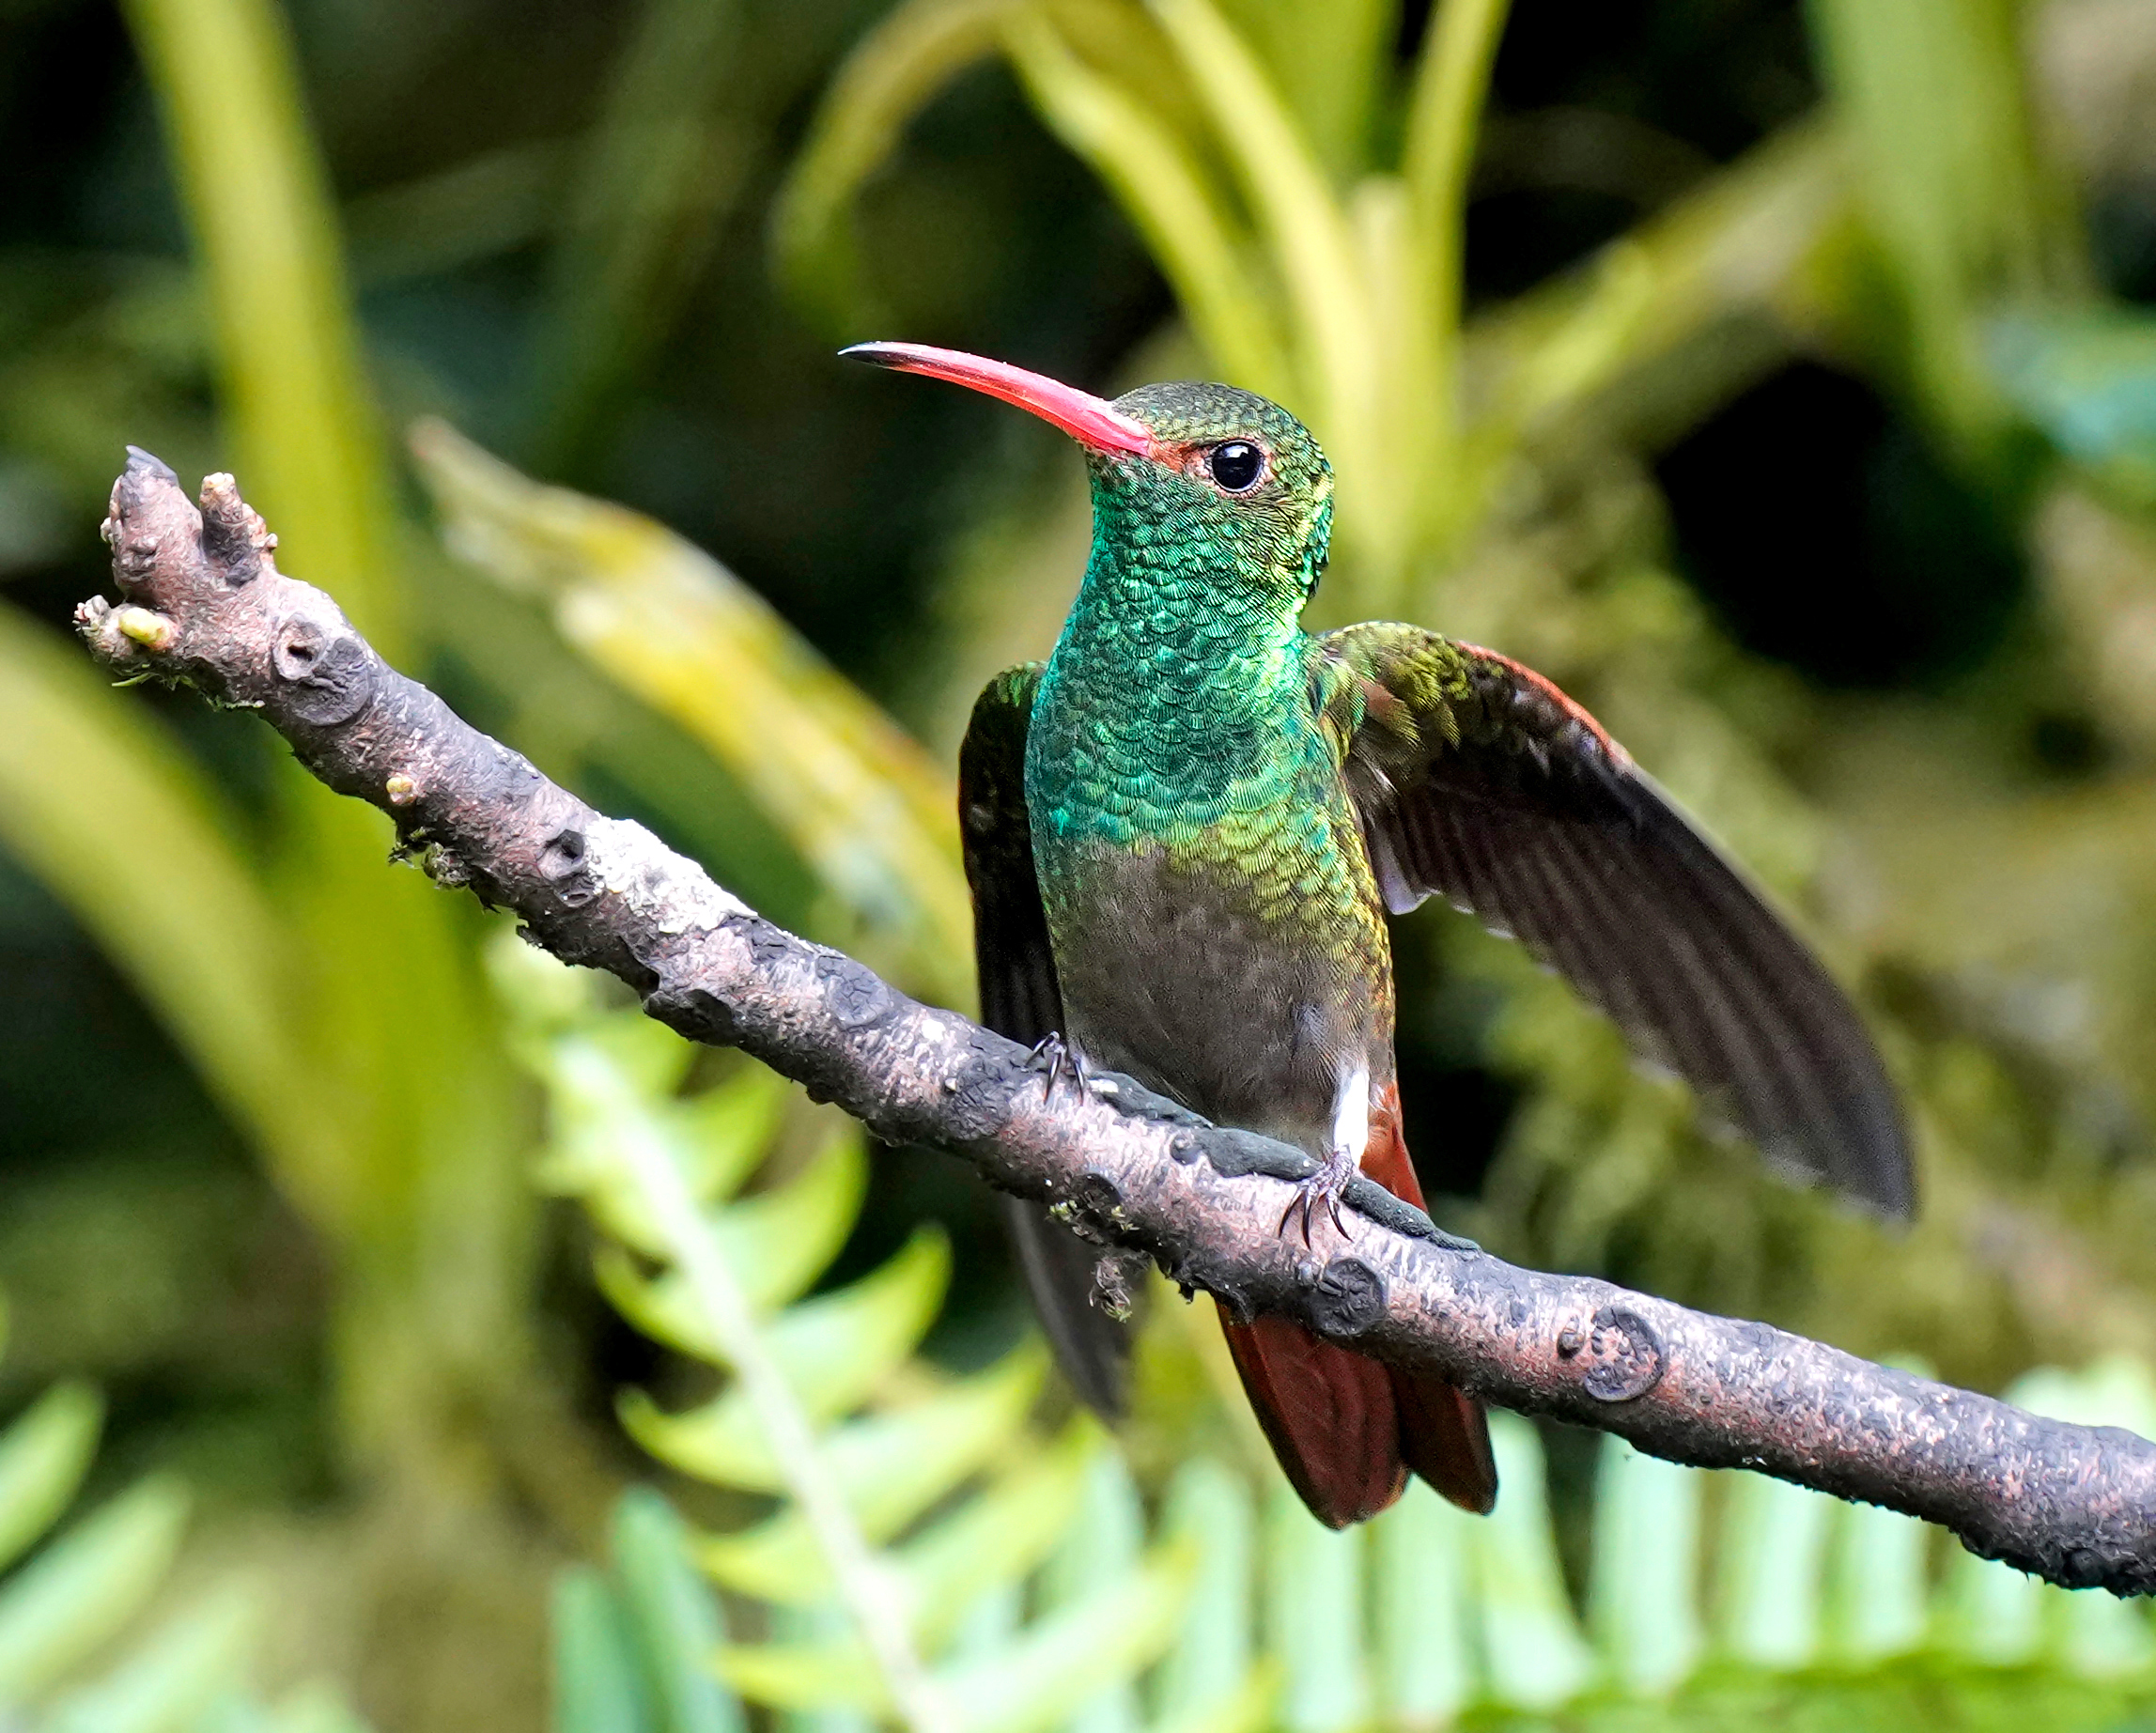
(1030, 1031, 1091, 1104)
(1280, 1147, 1358, 1247)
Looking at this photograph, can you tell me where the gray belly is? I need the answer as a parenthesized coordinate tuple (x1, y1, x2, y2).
(1042, 845, 1384, 1156)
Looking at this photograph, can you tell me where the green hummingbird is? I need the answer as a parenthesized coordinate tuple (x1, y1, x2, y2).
(846, 341, 1912, 1526)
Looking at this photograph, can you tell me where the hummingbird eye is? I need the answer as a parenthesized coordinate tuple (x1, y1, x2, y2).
(1205, 441, 1264, 492)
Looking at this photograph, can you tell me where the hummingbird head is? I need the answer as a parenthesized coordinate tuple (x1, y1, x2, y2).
(843, 342, 1333, 612)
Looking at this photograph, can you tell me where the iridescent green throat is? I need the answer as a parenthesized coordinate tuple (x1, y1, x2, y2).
(1024, 430, 1336, 860)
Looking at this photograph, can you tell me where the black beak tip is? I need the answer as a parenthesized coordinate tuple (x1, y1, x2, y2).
(839, 342, 904, 369)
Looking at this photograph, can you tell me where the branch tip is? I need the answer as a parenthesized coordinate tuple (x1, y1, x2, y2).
(124, 444, 178, 483)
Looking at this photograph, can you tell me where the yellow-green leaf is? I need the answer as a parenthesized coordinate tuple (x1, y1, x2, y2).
(628, 1337, 1041, 1498)
(600, 1229, 948, 1396)
(938, 1540, 1197, 1733)
(1001, 12, 1287, 396)
(897, 1421, 1095, 1649)
(0, 1384, 102, 1576)
(771, 0, 1018, 330)
(0, 1478, 190, 1702)
(411, 420, 971, 1006)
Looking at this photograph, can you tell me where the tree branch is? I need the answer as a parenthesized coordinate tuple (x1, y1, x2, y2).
(78, 452, 2156, 1596)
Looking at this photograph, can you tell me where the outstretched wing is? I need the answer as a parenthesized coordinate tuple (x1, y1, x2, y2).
(959, 666, 1133, 1415)
(1316, 624, 1913, 1216)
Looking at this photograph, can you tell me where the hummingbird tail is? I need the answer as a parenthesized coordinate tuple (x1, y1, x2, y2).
(1003, 1193, 1133, 1417)
(1219, 1087, 1497, 1526)
(1362, 1088, 1498, 1514)
(1388, 1365, 1499, 1514)
(1219, 1312, 1408, 1526)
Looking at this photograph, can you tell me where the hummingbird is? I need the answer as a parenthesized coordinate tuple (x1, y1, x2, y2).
(846, 341, 1913, 1525)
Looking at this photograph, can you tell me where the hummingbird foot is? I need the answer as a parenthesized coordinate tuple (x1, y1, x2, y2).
(1029, 1031, 1092, 1104)
(1280, 1146, 1358, 1247)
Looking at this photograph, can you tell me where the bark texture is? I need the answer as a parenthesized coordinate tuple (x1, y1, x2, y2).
(78, 452, 2156, 1595)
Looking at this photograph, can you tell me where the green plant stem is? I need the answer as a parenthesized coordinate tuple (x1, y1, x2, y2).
(609, 1107, 952, 1733)
(121, 0, 539, 1507)
(118, 0, 401, 653)
(1000, 11, 1290, 399)
(1401, 0, 1512, 462)
(1148, 0, 1372, 448)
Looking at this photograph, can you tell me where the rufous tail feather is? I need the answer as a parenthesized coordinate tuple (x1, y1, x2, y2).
(1219, 1084, 1497, 1525)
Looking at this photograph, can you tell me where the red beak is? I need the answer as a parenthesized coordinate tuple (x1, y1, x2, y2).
(842, 342, 1152, 456)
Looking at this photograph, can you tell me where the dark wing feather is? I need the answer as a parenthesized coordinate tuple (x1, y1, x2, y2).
(959, 667, 1134, 1416)
(1319, 625, 1913, 1216)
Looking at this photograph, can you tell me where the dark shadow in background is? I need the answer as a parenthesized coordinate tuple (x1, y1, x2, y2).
(1656, 361, 2025, 689)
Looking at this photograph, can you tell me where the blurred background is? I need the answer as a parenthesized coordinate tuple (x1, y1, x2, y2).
(10, 0, 2156, 1727)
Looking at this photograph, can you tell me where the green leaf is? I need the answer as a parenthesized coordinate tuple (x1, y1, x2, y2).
(694, 1349, 1045, 1601)
(532, 1032, 791, 1246)
(1588, 1433, 1703, 1694)
(1038, 1450, 1144, 1733)
(1939, 1543, 2046, 1668)
(0, 1477, 190, 1703)
(609, 1491, 745, 1733)
(535, 1034, 793, 1255)
(720, 1542, 1196, 1732)
(1368, 1478, 1472, 1724)
(42, 1586, 256, 1733)
(938, 1540, 1196, 1733)
(1718, 1465, 1837, 1669)
(1217, 0, 1389, 179)
(715, 1640, 883, 1716)
(669, 1068, 797, 1206)
(411, 420, 971, 1005)
(1146, 0, 1371, 455)
(770, 0, 1016, 332)
(0, 1383, 103, 1575)
(1263, 1484, 1366, 1733)
(1000, 13, 1288, 396)
(266, 1683, 376, 1733)
(552, 1567, 657, 1733)
(0, 614, 310, 1176)
(892, 1423, 1094, 1650)
(1153, 1459, 1257, 1722)
(1469, 120, 1845, 441)
(1807, 0, 2076, 452)
(1827, 1498, 1930, 1663)
(118, 0, 400, 650)
(626, 1339, 1043, 1499)
(707, 1133, 869, 1314)
(1148, 1669, 1276, 1733)
(419, 552, 818, 934)
(527, 0, 746, 472)
(1469, 1414, 1591, 1709)
(600, 1227, 949, 1394)
(1398, 0, 1509, 337)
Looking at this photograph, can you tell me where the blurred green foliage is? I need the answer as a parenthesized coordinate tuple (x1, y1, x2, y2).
(514, 950, 2156, 1733)
(10, 0, 2156, 1724)
(0, 1299, 373, 1732)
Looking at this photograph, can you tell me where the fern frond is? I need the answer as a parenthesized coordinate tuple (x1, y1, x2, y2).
(507, 934, 2156, 1733)
(503, 936, 1263, 1733)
